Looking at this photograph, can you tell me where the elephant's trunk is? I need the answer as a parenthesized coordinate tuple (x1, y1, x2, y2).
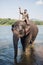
(13, 33, 19, 59)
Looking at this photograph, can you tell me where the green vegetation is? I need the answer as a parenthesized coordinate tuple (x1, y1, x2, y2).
(0, 18, 16, 25)
(0, 18, 43, 25)
(32, 20, 43, 25)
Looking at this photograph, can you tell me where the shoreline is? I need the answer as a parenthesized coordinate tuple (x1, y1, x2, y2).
(0, 24, 43, 26)
(0, 25, 11, 26)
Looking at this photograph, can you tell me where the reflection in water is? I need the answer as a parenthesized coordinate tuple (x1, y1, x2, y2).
(0, 43, 43, 65)
(14, 46, 36, 65)
(14, 45, 43, 65)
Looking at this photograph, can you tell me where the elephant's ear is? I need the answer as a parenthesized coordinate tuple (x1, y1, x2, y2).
(11, 24, 14, 31)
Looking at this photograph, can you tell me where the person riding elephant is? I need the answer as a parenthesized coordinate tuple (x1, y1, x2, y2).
(19, 7, 29, 25)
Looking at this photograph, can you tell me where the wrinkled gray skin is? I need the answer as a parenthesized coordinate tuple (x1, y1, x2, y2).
(11, 20, 38, 59)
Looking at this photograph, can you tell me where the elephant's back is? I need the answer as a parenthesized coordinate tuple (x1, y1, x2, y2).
(30, 21, 38, 40)
(29, 21, 38, 33)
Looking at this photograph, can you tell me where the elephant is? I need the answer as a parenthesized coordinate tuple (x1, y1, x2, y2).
(11, 20, 38, 59)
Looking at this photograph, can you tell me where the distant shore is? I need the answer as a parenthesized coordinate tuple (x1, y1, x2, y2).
(0, 18, 43, 25)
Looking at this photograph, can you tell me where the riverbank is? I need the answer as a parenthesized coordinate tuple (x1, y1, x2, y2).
(0, 18, 43, 25)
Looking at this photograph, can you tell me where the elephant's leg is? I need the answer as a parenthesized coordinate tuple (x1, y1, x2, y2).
(28, 32, 33, 44)
(31, 35, 37, 43)
(22, 42, 26, 52)
(21, 37, 26, 52)
(31, 30, 38, 44)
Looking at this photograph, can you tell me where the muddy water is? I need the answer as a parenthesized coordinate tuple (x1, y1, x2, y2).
(0, 25, 43, 65)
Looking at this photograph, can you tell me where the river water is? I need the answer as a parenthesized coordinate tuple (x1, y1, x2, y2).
(0, 25, 43, 65)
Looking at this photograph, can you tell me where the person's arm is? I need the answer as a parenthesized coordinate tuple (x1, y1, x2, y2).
(19, 8, 23, 15)
(27, 14, 29, 19)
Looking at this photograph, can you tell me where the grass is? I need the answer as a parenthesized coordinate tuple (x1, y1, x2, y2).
(0, 18, 43, 25)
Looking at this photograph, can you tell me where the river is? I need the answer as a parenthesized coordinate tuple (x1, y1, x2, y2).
(0, 25, 43, 65)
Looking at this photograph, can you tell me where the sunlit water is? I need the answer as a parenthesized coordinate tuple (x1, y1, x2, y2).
(0, 25, 43, 65)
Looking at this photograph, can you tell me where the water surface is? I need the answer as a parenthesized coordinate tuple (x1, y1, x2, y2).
(0, 25, 43, 65)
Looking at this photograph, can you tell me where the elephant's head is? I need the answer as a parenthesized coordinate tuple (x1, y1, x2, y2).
(11, 21, 30, 47)
(12, 23, 24, 38)
(12, 21, 30, 39)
